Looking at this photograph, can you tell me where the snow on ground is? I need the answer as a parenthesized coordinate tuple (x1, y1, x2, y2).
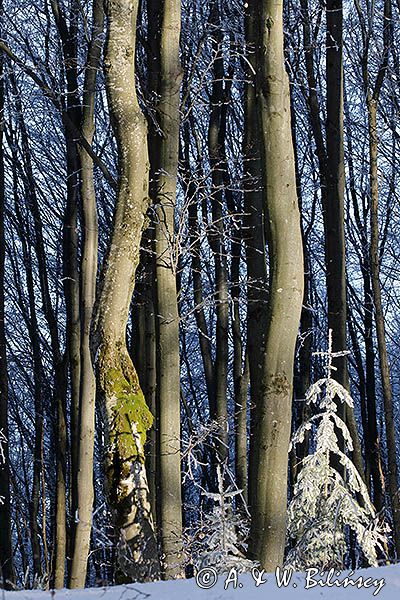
(4, 565, 400, 600)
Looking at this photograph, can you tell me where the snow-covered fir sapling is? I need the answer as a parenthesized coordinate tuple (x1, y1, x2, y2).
(185, 464, 256, 574)
(286, 330, 389, 571)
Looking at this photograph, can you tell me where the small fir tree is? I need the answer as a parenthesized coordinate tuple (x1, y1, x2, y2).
(185, 465, 256, 574)
(286, 330, 389, 570)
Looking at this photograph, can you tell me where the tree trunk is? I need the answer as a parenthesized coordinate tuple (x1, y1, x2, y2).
(208, 2, 229, 461)
(368, 97, 400, 557)
(325, 0, 347, 384)
(93, 0, 160, 581)
(50, 2, 83, 532)
(235, 354, 249, 503)
(325, 0, 365, 480)
(70, 0, 103, 587)
(243, 1, 268, 506)
(0, 7, 15, 582)
(144, 0, 162, 531)
(248, 0, 304, 570)
(363, 266, 385, 511)
(152, 0, 183, 578)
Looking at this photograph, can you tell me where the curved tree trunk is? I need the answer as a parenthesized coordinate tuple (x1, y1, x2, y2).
(93, 0, 160, 582)
(248, 0, 304, 570)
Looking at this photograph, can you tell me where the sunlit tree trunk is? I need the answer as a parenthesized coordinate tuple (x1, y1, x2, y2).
(152, 0, 183, 578)
(248, 0, 304, 570)
(70, 0, 103, 587)
(93, 0, 160, 582)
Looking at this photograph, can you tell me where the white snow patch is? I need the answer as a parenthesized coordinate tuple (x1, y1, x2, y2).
(4, 565, 400, 600)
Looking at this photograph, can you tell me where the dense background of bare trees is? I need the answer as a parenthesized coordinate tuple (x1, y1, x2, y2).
(1, 0, 400, 589)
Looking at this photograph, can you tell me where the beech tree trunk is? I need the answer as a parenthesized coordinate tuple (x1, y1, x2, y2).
(325, 0, 348, 384)
(153, 0, 184, 578)
(368, 97, 400, 557)
(50, 1, 83, 527)
(243, 1, 268, 505)
(208, 1, 229, 461)
(248, 0, 304, 570)
(70, 0, 103, 588)
(93, 0, 159, 582)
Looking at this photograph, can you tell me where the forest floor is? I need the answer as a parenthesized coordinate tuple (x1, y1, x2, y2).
(4, 564, 400, 600)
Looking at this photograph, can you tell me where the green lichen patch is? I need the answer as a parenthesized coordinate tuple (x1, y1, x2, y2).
(98, 344, 154, 481)
(108, 365, 153, 464)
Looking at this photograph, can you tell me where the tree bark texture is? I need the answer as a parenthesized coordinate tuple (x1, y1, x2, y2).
(93, 0, 160, 582)
(248, 0, 304, 570)
(70, 0, 104, 587)
(152, 0, 184, 579)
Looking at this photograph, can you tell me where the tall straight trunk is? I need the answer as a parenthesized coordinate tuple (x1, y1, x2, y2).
(243, 2, 268, 505)
(144, 247, 158, 526)
(235, 355, 249, 503)
(368, 97, 400, 556)
(230, 213, 248, 502)
(93, 0, 159, 581)
(153, 0, 183, 578)
(144, 0, 162, 530)
(325, 0, 365, 478)
(208, 1, 229, 461)
(291, 100, 313, 480)
(15, 206, 44, 581)
(353, 0, 395, 547)
(50, 4, 83, 539)
(248, 0, 304, 570)
(248, 0, 304, 569)
(54, 370, 67, 588)
(363, 266, 385, 511)
(0, 6, 15, 582)
(345, 90, 384, 506)
(325, 0, 347, 381)
(70, 0, 103, 587)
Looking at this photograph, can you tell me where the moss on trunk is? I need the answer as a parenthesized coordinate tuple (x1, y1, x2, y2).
(97, 343, 159, 580)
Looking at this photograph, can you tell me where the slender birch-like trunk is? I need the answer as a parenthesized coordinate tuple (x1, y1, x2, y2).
(368, 97, 400, 557)
(69, 0, 103, 587)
